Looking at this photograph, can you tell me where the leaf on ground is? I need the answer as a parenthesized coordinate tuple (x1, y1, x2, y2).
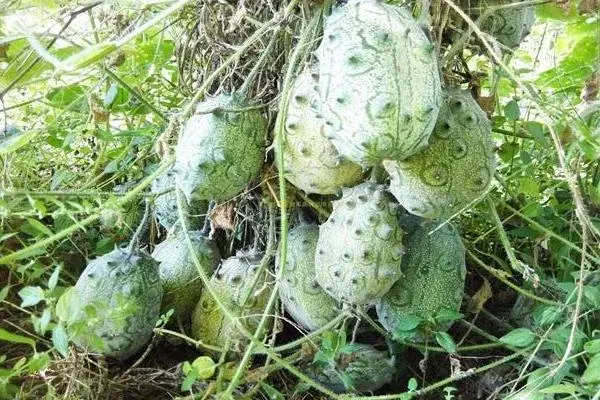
(467, 277, 493, 313)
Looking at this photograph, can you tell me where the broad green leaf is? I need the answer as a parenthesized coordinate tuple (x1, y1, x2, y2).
(25, 352, 50, 373)
(18, 286, 45, 307)
(407, 377, 418, 391)
(25, 218, 54, 237)
(0, 328, 35, 348)
(581, 354, 600, 385)
(45, 84, 87, 111)
(500, 328, 535, 348)
(260, 382, 285, 400)
(584, 339, 600, 354)
(519, 178, 540, 198)
(435, 332, 457, 353)
(52, 324, 69, 357)
(539, 383, 579, 394)
(394, 315, 422, 331)
(504, 100, 520, 120)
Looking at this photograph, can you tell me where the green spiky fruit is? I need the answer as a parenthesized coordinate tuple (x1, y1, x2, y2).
(191, 251, 272, 350)
(315, 182, 404, 305)
(308, 343, 395, 393)
(277, 224, 340, 331)
(276, 69, 364, 194)
(152, 230, 219, 321)
(151, 167, 208, 231)
(480, 2, 535, 49)
(384, 89, 496, 219)
(174, 93, 266, 201)
(377, 220, 466, 338)
(316, 0, 441, 166)
(64, 248, 162, 359)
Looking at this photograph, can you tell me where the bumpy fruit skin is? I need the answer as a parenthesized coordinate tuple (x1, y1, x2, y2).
(191, 251, 272, 350)
(316, 0, 441, 166)
(151, 167, 208, 231)
(480, 2, 535, 49)
(67, 248, 162, 359)
(152, 230, 219, 321)
(174, 93, 266, 201)
(315, 182, 404, 305)
(384, 89, 496, 219)
(276, 69, 364, 194)
(308, 344, 395, 393)
(277, 224, 340, 331)
(376, 220, 466, 338)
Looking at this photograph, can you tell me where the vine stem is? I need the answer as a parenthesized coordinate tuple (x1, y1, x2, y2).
(0, 157, 174, 266)
(222, 6, 320, 397)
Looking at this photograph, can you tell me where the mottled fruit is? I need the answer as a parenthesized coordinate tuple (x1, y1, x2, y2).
(308, 343, 395, 393)
(317, 0, 441, 166)
(151, 167, 207, 230)
(174, 93, 266, 201)
(277, 224, 340, 331)
(384, 89, 496, 219)
(63, 248, 162, 359)
(377, 220, 466, 338)
(152, 230, 219, 321)
(276, 68, 364, 194)
(191, 251, 272, 350)
(315, 182, 404, 305)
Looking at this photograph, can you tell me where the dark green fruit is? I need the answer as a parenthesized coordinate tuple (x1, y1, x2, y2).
(174, 93, 266, 201)
(377, 220, 466, 339)
(384, 89, 496, 219)
(62, 248, 162, 359)
(315, 182, 404, 305)
(308, 343, 395, 393)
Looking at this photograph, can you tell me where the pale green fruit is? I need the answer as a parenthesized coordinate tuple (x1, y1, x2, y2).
(277, 224, 340, 331)
(276, 68, 364, 194)
(316, 0, 441, 166)
(315, 182, 404, 305)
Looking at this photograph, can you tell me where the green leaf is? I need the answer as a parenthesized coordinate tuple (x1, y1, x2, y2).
(500, 328, 535, 348)
(47, 264, 61, 291)
(45, 84, 87, 111)
(539, 383, 580, 394)
(519, 178, 540, 198)
(260, 382, 285, 400)
(394, 315, 422, 331)
(0, 131, 36, 156)
(407, 377, 418, 391)
(0, 328, 35, 348)
(52, 324, 69, 357)
(0, 285, 10, 303)
(181, 368, 198, 392)
(25, 353, 50, 373)
(435, 309, 464, 323)
(18, 286, 45, 307)
(584, 339, 600, 354)
(25, 218, 54, 237)
(581, 354, 600, 385)
(190, 356, 216, 380)
(504, 100, 520, 120)
(435, 332, 457, 353)
(60, 42, 118, 71)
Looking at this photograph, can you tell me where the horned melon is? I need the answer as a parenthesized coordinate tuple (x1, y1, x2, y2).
(174, 93, 266, 201)
(191, 251, 272, 350)
(376, 220, 466, 338)
(316, 0, 441, 166)
(152, 230, 219, 321)
(315, 182, 404, 305)
(63, 248, 162, 359)
(151, 167, 207, 230)
(384, 89, 496, 219)
(308, 343, 395, 393)
(480, 2, 536, 49)
(277, 224, 340, 331)
(276, 68, 364, 194)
